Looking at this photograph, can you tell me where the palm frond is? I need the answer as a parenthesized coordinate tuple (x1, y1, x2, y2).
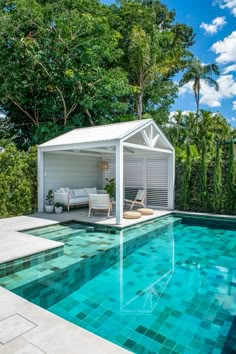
(203, 77, 219, 91)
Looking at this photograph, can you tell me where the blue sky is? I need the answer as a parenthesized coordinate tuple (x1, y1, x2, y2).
(102, 0, 236, 126)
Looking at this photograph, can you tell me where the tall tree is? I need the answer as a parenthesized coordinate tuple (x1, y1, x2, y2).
(181, 140, 192, 210)
(114, 0, 194, 120)
(128, 26, 185, 119)
(179, 59, 219, 114)
(200, 136, 208, 209)
(226, 139, 235, 213)
(213, 146, 222, 213)
(0, 0, 130, 146)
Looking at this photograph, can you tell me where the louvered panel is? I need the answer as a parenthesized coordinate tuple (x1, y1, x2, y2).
(124, 158, 143, 187)
(146, 157, 169, 207)
(104, 156, 170, 208)
(124, 158, 144, 199)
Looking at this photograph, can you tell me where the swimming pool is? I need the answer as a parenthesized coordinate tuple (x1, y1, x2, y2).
(0, 215, 235, 353)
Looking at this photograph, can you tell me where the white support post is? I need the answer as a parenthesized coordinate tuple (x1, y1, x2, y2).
(116, 141, 124, 225)
(37, 148, 44, 212)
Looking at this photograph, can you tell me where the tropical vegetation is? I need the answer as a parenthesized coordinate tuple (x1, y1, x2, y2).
(167, 110, 236, 214)
(0, 0, 235, 217)
(179, 59, 220, 115)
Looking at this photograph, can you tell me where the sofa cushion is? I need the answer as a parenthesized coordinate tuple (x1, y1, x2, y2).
(71, 188, 87, 198)
(84, 187, 97, 195)
(70, 196, 89, 204)
(59, 187, 70, 193)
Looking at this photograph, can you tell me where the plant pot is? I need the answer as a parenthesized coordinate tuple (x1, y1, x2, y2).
(45, 205, 54, 213)
(55, 206, 63, 214)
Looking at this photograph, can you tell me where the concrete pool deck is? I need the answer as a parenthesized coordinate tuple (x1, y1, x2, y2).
(0, 208, 171, 354)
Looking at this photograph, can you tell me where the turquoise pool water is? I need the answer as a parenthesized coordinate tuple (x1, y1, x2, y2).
(1, 215, 236, 353)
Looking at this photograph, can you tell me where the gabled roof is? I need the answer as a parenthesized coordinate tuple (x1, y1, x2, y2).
(39, 119, 174, 152)
(39, 119, 152, 147)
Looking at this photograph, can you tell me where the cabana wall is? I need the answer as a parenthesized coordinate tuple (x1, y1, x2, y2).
(41, 151, 172, 210)
(42, 153, 103, 201)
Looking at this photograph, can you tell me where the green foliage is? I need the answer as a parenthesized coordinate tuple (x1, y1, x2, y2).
(212, 146, 222, 213)
(45, 189, 54, 205)
(0, 143, 37, 217)
(0, 0, 195, 146)
(179, 58, 219, 114)
(175, 144, 236, 215)
(118, 1, 194, 119)
(200, 136, 207, 206)
(226, 140, 235, 212)
(54, 202, 63, 208)
(180, 140, 191, 209)
(105, 178, 116, 199)
(0, 0, 131, 147)
(171, 110, 235, 215)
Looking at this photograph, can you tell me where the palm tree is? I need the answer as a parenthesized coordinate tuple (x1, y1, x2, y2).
(179, 58, 219, 114)
(128, 26, 187, 119)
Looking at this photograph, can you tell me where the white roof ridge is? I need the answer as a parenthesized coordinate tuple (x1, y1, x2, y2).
(119, 119, 153, 140)
(39, 119, 153, 147)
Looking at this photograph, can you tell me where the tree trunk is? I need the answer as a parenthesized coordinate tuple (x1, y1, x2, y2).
(85, 109, 95, 126)
(136, 91, 143, 119)
(195, 87, 200, 116)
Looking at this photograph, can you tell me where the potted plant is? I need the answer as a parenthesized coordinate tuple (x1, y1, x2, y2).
(54, 202, 63, 214)
(105, 178, 116, 201)
(45, 189, 54, 213)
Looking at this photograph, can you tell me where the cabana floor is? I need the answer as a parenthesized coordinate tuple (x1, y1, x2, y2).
(33, 207, 171, 228)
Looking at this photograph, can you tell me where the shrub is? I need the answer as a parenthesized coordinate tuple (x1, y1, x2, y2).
(0, 143, 37, 217)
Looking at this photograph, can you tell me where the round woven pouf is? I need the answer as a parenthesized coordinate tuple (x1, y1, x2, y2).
(137, 208, 154, 215)
(123, 211, 142, 219)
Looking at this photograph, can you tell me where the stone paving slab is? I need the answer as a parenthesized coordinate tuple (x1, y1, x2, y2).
(0, 287, 130, 354)
(14, 344, 46, 354)
(0, 314, 36, 345)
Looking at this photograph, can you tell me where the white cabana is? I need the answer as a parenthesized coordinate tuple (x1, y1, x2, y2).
(38, 119, 175, 224)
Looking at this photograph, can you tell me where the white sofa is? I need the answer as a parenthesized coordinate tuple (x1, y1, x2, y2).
(53, 187, 106, 211)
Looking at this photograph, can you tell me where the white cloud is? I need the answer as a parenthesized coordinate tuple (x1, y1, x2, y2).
(211, 31, 236, 63)
(223, 64, 236, 73)
(200, 75, 236, 107)
(233, 101, 236, 110)
(219, 0, 236, 17)
(179, 82, 193, 96)
(227, 117, 236, 125)
(180, 75, 236, 108)
(200, 17, 226, 34)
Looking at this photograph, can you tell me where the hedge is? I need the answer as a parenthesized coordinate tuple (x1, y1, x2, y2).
(0, 144, 37, 217)
(175, 155, 236, 215)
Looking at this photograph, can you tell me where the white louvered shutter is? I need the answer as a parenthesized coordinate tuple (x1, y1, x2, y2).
(123, 158, 144, 200)
(146, 157, 169, 207)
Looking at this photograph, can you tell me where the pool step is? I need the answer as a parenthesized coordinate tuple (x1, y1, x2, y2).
(0, 246, 64, 278)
